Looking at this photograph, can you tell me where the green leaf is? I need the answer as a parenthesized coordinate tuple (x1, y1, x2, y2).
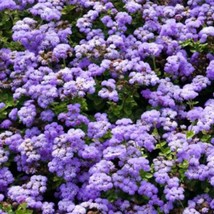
(179, 160, 189, 169)
(15, 203, 33, 214)
(162, 147, 171, 155)
(186, 130, 195, 139)
(52, 176, 65, 189)
(140, 170, 153, 181)
(156, 141, 166, 149)
(180, 39, 208, 53)
(201, 134, 211, 142)
(0, 203, 14, 214)
(0, 91, 15, 106)
(51, 102, 67, 114)
(61, 5, 77, 15)
(102, 189, 118, 202)
(0, 109, 8, 120)
(186, 100, 199, 110)
(152, 128, 160, 138)
(72, 97, 88, 111)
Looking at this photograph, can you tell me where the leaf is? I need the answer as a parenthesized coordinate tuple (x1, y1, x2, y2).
(156, 141, 166, 149)
(52, 176, 64, 189)
(180, 39, 193, 47)
(201, 134, 211, 142)
(140, 170, 153, 180)
(0, 108, 8, 120)
(0, 91, 15, 107)
(123, 105, 132, 116)
(162, 147, 171, 155)
(61, 5, 77, 15)
(152, 128, 159, 138)
(51, 101, 68, 114)
(102, 189, 118, 202)
(15, 203, 33, 214)
(0, 203, 14, 214)
(72, 97, 88, 111)
(179, 160, 189, 169)
(186, 130, 195, 139)
(180, 39, 208, 53)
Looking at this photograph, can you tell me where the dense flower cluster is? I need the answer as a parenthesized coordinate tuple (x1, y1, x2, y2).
(0, 0, 214, 213)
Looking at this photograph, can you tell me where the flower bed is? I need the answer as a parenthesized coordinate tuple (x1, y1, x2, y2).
(0, 0, 214, 213)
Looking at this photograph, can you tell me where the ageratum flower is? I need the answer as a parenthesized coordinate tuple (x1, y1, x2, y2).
(206, 60, 214, 80)
(0, 0, 17, 10)
(0, 0, 214, 213)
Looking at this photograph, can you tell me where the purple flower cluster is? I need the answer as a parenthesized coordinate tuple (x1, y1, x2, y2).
(0, 0, 214, 213)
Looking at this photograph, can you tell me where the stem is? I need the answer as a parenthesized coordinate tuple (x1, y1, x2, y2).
(178, 199, 184, 211)
(63, 58, 66, 68)
(152, 56, 157, 71)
